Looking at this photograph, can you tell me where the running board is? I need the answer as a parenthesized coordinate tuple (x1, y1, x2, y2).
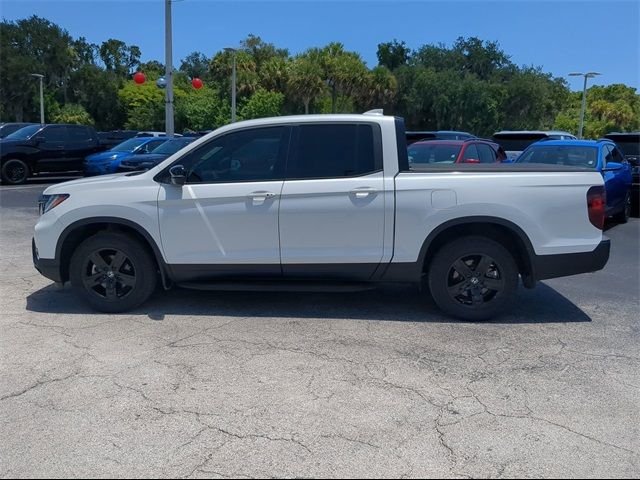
(176, 280, 376, 293)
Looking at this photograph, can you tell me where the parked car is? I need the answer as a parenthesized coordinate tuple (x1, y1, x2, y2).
(0, 124, 101, 184)
(33, 113, 609, 320)
(0, 122, 38, 139)
(97, 130, 139, 150)
(492, 131, 577, 161)
(515, 139, 633, 222)
(117, 137, 195, 172)
(408, 139, 506, 165)
(84, 137, 168, 176)
(406, 130, 475, 145)
(604, 132, 639, 213)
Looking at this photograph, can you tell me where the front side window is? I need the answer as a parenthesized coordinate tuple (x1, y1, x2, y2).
(179, 126, 288, 183)
(288, 124, 380, 179)
(68, 126, 91, 140)
(461, 144, 480, 162)
(139, 140, 166, 153)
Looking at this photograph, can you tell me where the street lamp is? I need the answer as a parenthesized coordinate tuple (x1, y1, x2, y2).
(30, 74, 44, 124)
(224, 47, 237, 123)
(164, 0, 175, 137)
(569, 71, 601, 139)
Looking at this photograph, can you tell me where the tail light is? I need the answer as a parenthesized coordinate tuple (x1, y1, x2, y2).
(587, 186, 606, 230)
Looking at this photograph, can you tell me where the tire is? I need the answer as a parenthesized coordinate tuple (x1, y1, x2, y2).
(613, 192, 631, 224)
(1, 159, 30, 185)
(427, 236, 518, 321)
(69, 232, 157, 313)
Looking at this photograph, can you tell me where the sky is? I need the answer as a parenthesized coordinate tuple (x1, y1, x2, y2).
(1, 0, 638, 91)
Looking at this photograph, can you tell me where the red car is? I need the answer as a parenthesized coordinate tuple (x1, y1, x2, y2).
(407, 139, 506, 165)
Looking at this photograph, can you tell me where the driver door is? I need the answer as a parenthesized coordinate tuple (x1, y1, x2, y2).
(157, 126, 290, 281)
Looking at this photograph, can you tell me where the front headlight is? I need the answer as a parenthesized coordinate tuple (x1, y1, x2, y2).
(38, 194, 69, 215)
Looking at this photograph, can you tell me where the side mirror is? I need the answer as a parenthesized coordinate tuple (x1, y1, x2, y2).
(603, 162, 622, 172)
(169, 165, 186, 186)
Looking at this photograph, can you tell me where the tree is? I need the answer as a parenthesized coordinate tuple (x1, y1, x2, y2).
(287, 55, 325, 114)
(99, 39, 141, 76)
(239, 88, 284, 120)
(357, 66, 397, 111)
(51, 103, 94, 125)
(318, 43, 369, 113)
(180, 52, 209, 80)
(377, 40, 410, 71)
(175, 86, 224, 131)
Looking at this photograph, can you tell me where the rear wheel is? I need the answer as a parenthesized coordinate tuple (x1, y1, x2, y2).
(69, 232, 157, 312)
(427, 236, 518, 321)
(1, 159, 30, 185)
(613, 192, 631, 224)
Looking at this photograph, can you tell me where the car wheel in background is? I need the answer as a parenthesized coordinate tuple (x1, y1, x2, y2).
(427, 236, 518, 321)
(613, 192, 631, 224)
(1, 159, 30, 185)
(69, 232, 157, 313)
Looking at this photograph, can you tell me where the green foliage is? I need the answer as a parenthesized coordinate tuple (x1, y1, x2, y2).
(51, 103, 94, 125)
(175, 86, 225, 131)
(377, 40, 410, 71)
(239, 88, 284, 120)
(554, 84, 640, 138)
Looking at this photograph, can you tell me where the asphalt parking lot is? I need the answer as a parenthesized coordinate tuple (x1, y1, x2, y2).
(1, 181, 639, 478)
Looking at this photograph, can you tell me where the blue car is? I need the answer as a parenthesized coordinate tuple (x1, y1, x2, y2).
(116, 137, 195, 172)
(516, 139, 633, 223)
(84, 137, 168, 175)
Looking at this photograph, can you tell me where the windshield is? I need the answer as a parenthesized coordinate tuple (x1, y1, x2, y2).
(516, 145, 598, 168)
(110, 137, 149, 152)
(408, 143, 461, 164)
(152, 138, 193, 155)
(4, 125, 41, 140)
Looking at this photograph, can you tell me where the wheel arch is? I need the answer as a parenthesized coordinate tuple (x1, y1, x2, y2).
(416, 216, 537, 288)
(55, 217, 171, 287)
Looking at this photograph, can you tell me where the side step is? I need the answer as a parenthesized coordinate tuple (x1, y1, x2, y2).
(176, 279, 376, 293)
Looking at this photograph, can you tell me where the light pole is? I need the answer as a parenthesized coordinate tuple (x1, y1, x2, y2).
(30, 74, 44, 124)
(164, 0, 175, 137)
(569, 71, 601, 139)
(224, 47, 237, 123)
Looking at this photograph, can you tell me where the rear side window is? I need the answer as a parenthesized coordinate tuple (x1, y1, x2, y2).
(476, 143, 497, 163)
(68, 126, 92, 141)
(288, 123, 381, 179)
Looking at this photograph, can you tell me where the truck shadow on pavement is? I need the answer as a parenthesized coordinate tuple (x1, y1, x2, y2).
(26, 282, 591, 324)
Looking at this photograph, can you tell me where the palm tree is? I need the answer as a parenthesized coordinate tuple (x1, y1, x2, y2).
(287, 55, 325, 114)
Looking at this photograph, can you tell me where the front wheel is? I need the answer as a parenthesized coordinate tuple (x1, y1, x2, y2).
(1, 159, 30, 185)
(69, 232, 157, 312)
(427, 236, 518, 321)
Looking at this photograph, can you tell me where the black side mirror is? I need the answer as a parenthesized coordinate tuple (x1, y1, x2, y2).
(169, 165, 186, 186)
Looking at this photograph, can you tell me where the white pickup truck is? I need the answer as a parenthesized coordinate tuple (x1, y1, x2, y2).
(33, 113, 610, 320)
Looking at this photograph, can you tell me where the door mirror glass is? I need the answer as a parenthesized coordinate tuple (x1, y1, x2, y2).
(169, 164, 186, 185)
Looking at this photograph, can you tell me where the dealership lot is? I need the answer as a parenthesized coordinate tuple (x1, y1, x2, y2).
(1, 182, 638, 478)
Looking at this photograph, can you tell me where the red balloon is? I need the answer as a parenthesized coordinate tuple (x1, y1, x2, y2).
(133, 72, 146, 84)
(191, 77, 203, 89)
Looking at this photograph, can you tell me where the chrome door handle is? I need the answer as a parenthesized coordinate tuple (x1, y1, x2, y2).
(350, 187, 378, 198)
(248, 191, 277, 204)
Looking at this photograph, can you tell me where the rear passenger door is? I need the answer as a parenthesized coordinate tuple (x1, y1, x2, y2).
(65, 125, 97, 170)
(278, 123, 386, 280)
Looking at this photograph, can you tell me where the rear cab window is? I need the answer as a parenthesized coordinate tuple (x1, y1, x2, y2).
(287, 123, 382, 179)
